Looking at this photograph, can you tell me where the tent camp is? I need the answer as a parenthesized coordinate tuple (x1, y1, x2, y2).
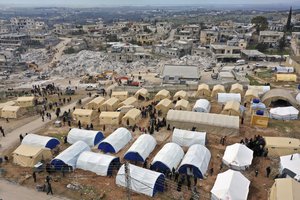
(211, 85, 226, 98)
(230, 83, 244, 94)
(222, 143, 253, 170)
(98, 127, 132, 153)
(124, 134, 157, 162)
(280, 153, 300, 181)
(22, 134, 60, 149)
(76, 151, 120, 176)
(51, 141, 90, 170)
(118, 96, 138, 107)
(244, 89, 259, 103)
(276, 74, 297, 82)
(174, 99, 190, 111)
(155, 98, 173, 116)
(248, 85, 270, 95)
(86, 97, 105, 110)
(270, 106, 299, 120)
(67, 128, 104, 147)
(13, 144, 52, 167)
(173, 90, 188, 101)
(122, 108, 141, 126)
(150, 143, 184, 172)
(172, 128, 206, 147)
(116, 164, 165, 197)
(155, 89, 171, 101)
(134, 88, 149, 100)
(100, 97, 120, 111)
(261, 89, 299, 108)
(111, 91, 129, 101)
(167, 110, 240, 135)
(178, 144, 211, 178)
(73, 109, 98, 124)
(99, 112, 121, 125)
(16, 96, 35, 107)
(211, 169, 250, 200)
(1, 105, 21, 119)
(196, 84, 211, 97)
(269, 178, 300, 200)
(265, 137, 300, 156)
(218, 93, 241, 104)
(193, 99, 211, 113)
(221, 101, 241, 116)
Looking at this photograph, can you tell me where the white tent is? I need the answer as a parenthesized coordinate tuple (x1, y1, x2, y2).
(222, 143, 253, 170)
(218, 93, 241, 103)
(280, 153, 300, 181)
(211, 169, 250, 200)
(76, 151, 120, 176)
(248, 85, 270, 95)
(297, 93, 300, 104)
(178, 144, 211, 178)
(172, 128, 206, 147)
(151, 143, 184, 172)
(193, 99, 211, 113)
(116, 164, 165, 197)
(270, 106, 299, 120)
(124, 134, 157, 162)
(22, 134, 60, 149)
(98, 127, 132, 153)
(67, 128, 104, 147)
(51, 141, 90, 170)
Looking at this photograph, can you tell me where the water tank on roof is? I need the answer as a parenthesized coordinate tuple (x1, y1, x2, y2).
(256, 110, 264, 116)
(253, 99, 260, 104)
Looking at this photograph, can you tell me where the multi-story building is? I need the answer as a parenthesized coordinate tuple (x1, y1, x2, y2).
(200, 29, 219, 46)
(210, 44, 241, 62)
(0, 33, 30, 46)
(192, 46, 210, 57)
(259, 31, 284, 47)
(136, 33, 155, 45)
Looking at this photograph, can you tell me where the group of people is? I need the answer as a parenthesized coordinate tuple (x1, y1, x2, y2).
(240, 135, 267, 157)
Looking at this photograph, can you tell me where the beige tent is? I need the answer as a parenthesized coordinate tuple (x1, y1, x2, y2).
(99, 112, 121, 125)
(13, 144, 52, 167)
(221, 101, 240, 116)
(86, 97, 105, 110)
(230, 83, 244, 94)
(276, 74, 297, 82)
(119, 97, 138, 107)
(174, 99, 190, 111)
(211, 85, 226, 98)
(16, 96, 35, 107)
(265, 137, 300, 156)
(134, 88, 149, 100)
(0, 101, 15, 110)
(244, 89, 259, 103)
(122, 108, 142, 126)
(73, 109, 98, 124)
(269, 178, 300, 200)
(155, 89, 171, 101)
(173, 90, 188, 101)
(1, 105, 21, 119)
(100, 97, 120, 111)
(111, 91, 129, 101)
(196, 84, 211, 97)
(155, 98, 173, 116)
(262, 89, 299, 108)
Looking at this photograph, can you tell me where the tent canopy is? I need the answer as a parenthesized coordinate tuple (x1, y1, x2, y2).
(86, 97, 105, 109)
(173, 90, 188, 100)
(73, 109, 94, 116)
(222, 101, 240, 116)
(211, 84, 225, 98)
(178, 144, 211, 178)
(218, 93, 241, 103)
(155, 89, 171, 101)
(265, 137, 300, 156)
(124, 134, 157, 162)
(196, 83, 211, 97)
(193, 99, 211, 113)
(22, 134, 60, 149)
(276, 74, 297, 82)
(116, 164, 165, 197)
(111, 91, 129, 101)
(230, 83, 243, 94)
(135, 88, 149, 99)
(270, 178, 300, 200)
(262, 89, 299, 108)
(174, 99, 190, 110)
(245, 89, 259, 102)
(280, 153, 300, 180)
(248, 85, 270, 95)
(119, 96, 138, 107)
(101, 97, 120, 111)
(172, 128, 206, 147)
(67, 128, 104, 147)
(270, 106, 299, 120)
(98, 127, 132, 153)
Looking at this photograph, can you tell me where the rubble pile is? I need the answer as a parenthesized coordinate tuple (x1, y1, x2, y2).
(21, 49, 50, 66)
(157, 55, 215, 69)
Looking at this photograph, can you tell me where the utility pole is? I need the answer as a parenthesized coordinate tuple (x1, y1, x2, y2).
(124, 162, 131, 200)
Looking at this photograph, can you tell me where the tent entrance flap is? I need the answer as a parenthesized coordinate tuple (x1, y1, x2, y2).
(178, 164, 203, 178)
(98, 142, 116, 153)
(124, 152, 145, 162)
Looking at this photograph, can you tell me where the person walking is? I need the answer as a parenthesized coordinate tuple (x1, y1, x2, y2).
(47, 182, 53, 195)
(255, 169, 259, 177)
(19, 134, 23, 142)
(78, 120, 81, 129)
(0, 126, 5, 137)
(266, 166, 271, 178)
(33, 171, 37, 183)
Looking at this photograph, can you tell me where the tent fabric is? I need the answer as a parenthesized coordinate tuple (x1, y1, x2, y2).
(211, 85, 226, 98)
(76, 151, 120, 176)
(178, 144, 211, 178)
(124, 134, 157, 162)
(16, 96, 35, 107)
(155, 99, 173, 116)
(196, 84, 211, 97)
(111, 91, 129, 101)
(100, 97, 120, 111)
(1, 105, 21, 118)
(261, 89, 299, 108)
(98, 127, 132, 153)
(51, 141, 91, 170)
(211, 169, 250, 200)
(270, 106, 299, 120)
(151, 143, 184, 172)
(230, 83, 244, 94)
(264, 137, 300, 156)
(0, 101, 15, 110)
(86, 97, 105, 110)
(122, 108, 141, 126)
(280, 153, 300, 180)
(13, 144, 52, 167)
(174, 99, 190, 111)
(276, 74, 297, 82)
(221, 101, 240, 116)
(22, 134, 60, 149)
(67, 128, 104, 147)
(248, 85, 270, 95)
(273, 66, 294, 73)
(119, 97, 138, 107)
(297, 93, 300, 104)
(72, 109, 97, 124)
(173, 90, 188, 101)
(222, 143, 253, 170)
(172, 128, 206, 147)
(155, 89, 171, 101)
(116, 164, 165, 197)
(218, 93, 241, 103)
(99, 112, 121, 125)
(193, 99, 211, 113)
(270, 178, 300, 200)
(135, 88, 149, 100)
(245, 89, 259, 103)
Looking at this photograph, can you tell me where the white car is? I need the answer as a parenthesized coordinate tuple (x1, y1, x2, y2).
(85, 85, 96, 91)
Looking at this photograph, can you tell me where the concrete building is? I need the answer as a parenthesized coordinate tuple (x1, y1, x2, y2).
(291, 32, 300, 56)
(161, 65, 200, 84)
(192, 46, 210, 57)
(259, 31, 284, 47)
(200, 29, 219, 46)
(0, 33, 30, 46)
(210, 44, 241, 62)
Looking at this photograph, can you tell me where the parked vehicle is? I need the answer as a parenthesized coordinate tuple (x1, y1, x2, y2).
(65, 87, 75, 95)
(85, 85, 97, 91)
(236, 59, 246, 65)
